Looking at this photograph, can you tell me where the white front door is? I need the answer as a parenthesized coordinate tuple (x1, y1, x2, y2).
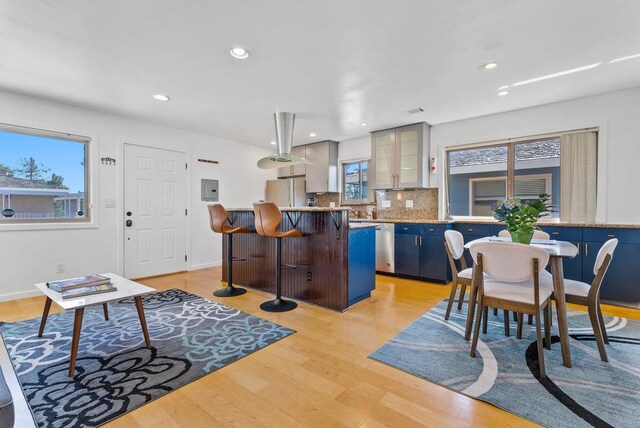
(124, 144, 187, 278)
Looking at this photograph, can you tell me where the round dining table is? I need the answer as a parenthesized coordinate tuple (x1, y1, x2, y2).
(463, 237, 579, 368)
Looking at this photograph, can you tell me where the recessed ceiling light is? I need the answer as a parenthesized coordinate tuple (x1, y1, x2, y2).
(498, 90, 509, 96)
(484, 62, 498, 70)
(153, 94, 170, 101)
(360, 122, 368, 127)
(309, 133, 317, 137)
(229, 47, 249, 59)
(270, 140, 276, 145)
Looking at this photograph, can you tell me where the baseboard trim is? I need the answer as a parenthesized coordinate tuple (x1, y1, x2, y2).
(0, 289, 42, 303)
(188, 261, 221, 271)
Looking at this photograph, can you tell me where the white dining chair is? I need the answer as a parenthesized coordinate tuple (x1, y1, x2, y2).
(498, 229, 551, 240)
(444, 230, 473, 320)
(555, 238, 618, 362)
(469, 242, 553, 379)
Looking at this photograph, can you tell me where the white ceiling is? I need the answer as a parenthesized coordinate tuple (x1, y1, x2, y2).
(1, 1, 639, 147)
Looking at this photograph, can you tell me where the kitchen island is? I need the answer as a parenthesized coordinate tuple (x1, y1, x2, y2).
(221, 207, 375, 311)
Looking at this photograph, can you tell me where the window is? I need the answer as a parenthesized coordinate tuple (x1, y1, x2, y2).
(342, 160, 369, 202)
(447, 136, 565, 218)
(0, 124, 90, 223)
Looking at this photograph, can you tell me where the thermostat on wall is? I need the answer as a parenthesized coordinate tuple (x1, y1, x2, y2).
(201, 179, 219, 202)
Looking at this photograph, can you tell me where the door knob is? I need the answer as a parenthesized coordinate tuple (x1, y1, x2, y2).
(126, 219, 133, 227)
(126, 211, 132, 216)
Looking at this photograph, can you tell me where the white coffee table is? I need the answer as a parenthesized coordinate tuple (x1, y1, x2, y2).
(35, 273, 156, 377)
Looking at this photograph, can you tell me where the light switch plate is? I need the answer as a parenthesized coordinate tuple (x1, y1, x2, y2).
(381, 200, 391, 208)
(406, 200, 414, 208)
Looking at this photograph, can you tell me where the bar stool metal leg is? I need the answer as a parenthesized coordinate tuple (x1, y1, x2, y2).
(214, 233, 247, 297)
(260, 238, 297, 312)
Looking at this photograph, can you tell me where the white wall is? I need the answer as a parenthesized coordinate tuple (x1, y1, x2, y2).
(0, 90, 276, 300)
(431, 86, 640, 223)
(332, 87, 640, 224)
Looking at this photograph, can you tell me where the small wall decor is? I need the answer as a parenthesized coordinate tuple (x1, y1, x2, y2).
(101, 157, 116, 166)
(197, 158, 219, 165)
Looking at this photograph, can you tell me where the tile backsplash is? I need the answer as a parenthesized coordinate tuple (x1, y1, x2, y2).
(312, 188, 439, 220)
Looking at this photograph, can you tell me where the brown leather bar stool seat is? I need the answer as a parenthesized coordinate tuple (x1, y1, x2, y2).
(253, 202, 303, 312)
(209, 204, 252, 297)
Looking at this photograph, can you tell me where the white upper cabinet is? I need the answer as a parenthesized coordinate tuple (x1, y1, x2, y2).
(277, 145, 307, 178)
(305, 140, 339, 193)
(371, 122, 430, 189)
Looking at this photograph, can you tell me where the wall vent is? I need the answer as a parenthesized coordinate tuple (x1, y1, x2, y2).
(403, 107, 424, 115)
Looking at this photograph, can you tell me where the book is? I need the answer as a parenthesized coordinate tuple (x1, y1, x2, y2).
(47, 275, 111, 292)
(61, 283, 117, 299)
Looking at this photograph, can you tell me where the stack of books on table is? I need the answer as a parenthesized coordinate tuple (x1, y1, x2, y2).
(46, 275, 117, 299)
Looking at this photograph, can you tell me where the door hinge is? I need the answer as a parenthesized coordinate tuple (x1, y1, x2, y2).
(185, 208, 188, 215)
(185, 254, 188, 262)
(185, 162, 188, 170)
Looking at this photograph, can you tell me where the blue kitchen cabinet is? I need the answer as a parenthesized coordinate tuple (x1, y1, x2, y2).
(453, 223, 492, 267)
(394, 229, 420, 277)
(539, 225, 583, 281)
(348, 226, 376, 306)
(418, 224, 452, 283)
(582, 228, 640, 303)
(395, 223, 451, 283)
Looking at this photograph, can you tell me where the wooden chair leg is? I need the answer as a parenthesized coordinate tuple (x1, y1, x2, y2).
(512, 311, 517, 322)
(457, 284, 467, 310)
(527, 314, 533, 325)
(444, 281, 458, 320)
(544, 301, 552, 350)
(516, 313, 523, 339)
(464, 281, 478, 341)
(470, 303, 484, 357)
(482, 306, 488, 334)
(596, 301, 609, 344)
(503, 310, 510, 337)
(588, 304, 608, 362)
(535, 307, 546, 380)
(493, 307, 498, 316)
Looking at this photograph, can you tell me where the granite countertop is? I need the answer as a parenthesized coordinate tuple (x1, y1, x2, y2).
(348, 223, 378, 230)
(350, 218, 453, 224)
(350, 218, 640, 229)
(226, 207, 350, 212)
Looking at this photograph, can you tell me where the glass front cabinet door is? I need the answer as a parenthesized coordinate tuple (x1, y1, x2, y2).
(371, 122, 428, 190)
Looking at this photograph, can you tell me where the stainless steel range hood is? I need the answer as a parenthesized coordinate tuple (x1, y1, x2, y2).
(257, 112, 312, 169)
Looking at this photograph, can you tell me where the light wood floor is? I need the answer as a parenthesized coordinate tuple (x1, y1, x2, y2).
(1, 268, 638, 428)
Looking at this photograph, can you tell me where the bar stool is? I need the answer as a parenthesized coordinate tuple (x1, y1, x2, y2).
(208, 204, 250, 297)
(253, 202, 302, 312)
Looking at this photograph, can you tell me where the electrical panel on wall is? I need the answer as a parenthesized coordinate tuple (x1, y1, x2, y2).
(201, 179, 219, 202)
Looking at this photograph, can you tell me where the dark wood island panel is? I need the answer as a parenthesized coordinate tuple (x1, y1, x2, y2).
(221, 208, 352, 311)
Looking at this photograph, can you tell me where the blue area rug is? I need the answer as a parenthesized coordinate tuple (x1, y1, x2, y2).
(369, 299, 640, 427)
(0, 289, 295, 427)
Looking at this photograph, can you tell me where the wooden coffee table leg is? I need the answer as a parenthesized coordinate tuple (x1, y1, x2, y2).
(134, 296, 151, 349)
(103, 303, 109, 321)
(69, 307, 85, 377)
(38, 297, 52, 337)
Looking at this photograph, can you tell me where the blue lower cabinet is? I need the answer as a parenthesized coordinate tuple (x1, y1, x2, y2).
(583, 241, 640, 302)
(394, 233, 420, 277)
(348, 227, 376, 306)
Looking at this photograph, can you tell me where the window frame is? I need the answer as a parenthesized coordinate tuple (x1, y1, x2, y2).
(468, 173, 552, 216)
(0, 122, 92, 225)
(341, 159, 370, 204)
(445, 129, 597, 220)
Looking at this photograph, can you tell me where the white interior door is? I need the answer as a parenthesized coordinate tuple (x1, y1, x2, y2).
(124, 144, 187, 278)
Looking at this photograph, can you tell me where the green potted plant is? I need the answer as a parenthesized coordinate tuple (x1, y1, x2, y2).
(491, 194, 553, 244)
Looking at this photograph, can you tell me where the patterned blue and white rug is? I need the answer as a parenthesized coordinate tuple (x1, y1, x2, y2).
(0, 289, 295, 427)
(369, 299, 640, 427)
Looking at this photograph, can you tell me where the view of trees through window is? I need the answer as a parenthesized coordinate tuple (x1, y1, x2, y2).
(343, 160, 369, 202)
(448, 138, 560, 217)
(0, 128, 88, 221)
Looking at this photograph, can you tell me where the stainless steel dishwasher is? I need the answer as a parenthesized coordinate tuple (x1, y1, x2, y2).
(374, 223, 395, 273)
